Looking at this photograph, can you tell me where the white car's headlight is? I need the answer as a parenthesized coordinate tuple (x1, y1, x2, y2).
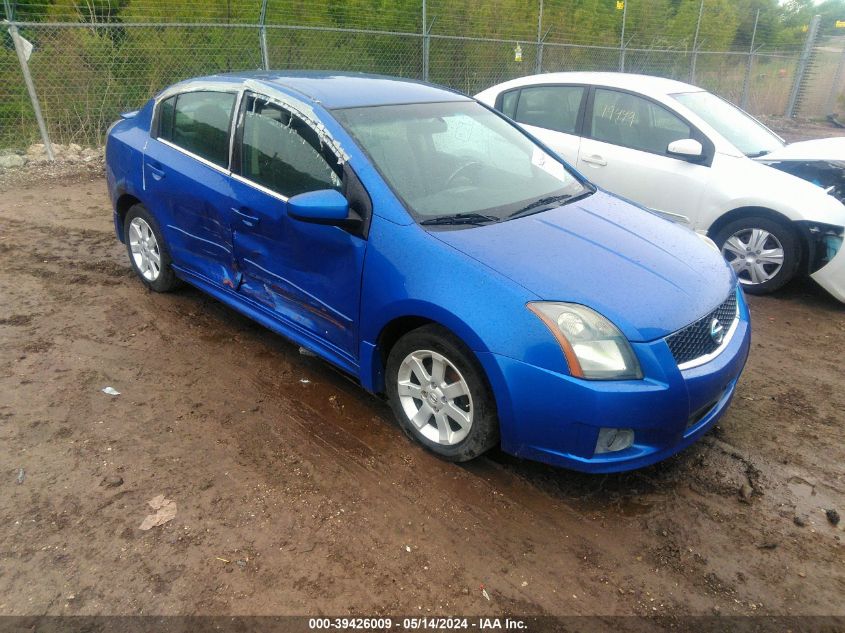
(527, 302, 642, 380)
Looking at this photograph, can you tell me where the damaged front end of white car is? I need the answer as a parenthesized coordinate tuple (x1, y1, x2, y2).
(757, 137, 845, 301)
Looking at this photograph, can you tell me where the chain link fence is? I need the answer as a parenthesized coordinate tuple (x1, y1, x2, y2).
(797, 42, 845, 117)
(2, 1, 844, 153)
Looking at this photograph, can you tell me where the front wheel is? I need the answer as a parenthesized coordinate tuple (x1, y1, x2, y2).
(385, 325, 499, 462)
(712, 216, 800, 295)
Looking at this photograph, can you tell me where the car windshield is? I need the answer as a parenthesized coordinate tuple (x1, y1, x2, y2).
(333, 101, 589, 224)
(672, 91, 785, 157)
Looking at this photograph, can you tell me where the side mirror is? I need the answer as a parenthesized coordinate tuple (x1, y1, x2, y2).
(667, 138, 704, 162)
(287, 189, 360, 228)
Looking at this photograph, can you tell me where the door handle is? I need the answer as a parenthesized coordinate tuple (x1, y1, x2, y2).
(581, 155, 607, 167)
(146, 161, 165, 180)
(232, 207, 260, 227)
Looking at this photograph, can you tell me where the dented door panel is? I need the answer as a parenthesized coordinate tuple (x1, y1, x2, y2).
(228, 176, 365, 359)
(142, 138, 240, 287)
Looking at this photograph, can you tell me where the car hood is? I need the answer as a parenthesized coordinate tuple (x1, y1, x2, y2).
(756, 137, 845, 162)
(431, 191, 735, 343)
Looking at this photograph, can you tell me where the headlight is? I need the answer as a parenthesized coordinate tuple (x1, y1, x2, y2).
(527, 302, 642, 380)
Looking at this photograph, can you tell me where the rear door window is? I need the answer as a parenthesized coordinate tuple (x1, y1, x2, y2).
(513, 86, 585, 134)
(158, 91, 236, 168)
(589, 88, 692, 156)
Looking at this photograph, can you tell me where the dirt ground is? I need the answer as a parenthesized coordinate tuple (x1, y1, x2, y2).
(0, 124, 844, 623)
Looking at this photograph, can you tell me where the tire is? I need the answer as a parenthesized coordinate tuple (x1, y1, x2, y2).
(123, 204, 179, 292)
(385, 324, 499, 462)
(712, 215, 801, 295)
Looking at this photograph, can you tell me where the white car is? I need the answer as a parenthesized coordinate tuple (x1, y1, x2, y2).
(476, 72, 845, 300)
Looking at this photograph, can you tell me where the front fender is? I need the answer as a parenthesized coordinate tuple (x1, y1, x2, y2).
(698, 155, 845, 229)
(358, 299, 491, 394)
(358, 219, 553, 393)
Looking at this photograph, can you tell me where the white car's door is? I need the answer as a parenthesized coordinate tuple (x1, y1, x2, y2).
(576, 87, 711, 227)
(521, 123, 581, 166)
(498, 85, 587, 166)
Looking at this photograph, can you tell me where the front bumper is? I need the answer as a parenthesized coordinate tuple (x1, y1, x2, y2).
(811, 239, 845, 302)
(477, 295, 751, 473)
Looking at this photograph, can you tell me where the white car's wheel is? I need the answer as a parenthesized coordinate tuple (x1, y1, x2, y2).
(713, 216, 800, 294)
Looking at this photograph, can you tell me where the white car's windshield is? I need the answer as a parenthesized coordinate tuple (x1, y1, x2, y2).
(673, 91, 785, 157)
(333, 101, 589, 224)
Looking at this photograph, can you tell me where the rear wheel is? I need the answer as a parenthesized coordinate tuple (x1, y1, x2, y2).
(385, 325, 499, 462)
(713, 215, 800, 295)
(123, 204, 179, 292)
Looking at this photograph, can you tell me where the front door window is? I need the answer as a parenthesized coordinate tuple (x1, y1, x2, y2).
(239, 95, 342, 196)
(589, 88, 692, 156)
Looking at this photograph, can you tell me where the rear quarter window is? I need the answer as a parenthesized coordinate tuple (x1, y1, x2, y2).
(158, 96, 176, 140)
(500, 90, 519, 118)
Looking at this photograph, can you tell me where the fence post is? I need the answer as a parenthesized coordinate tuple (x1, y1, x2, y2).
(422, 0, 429, 81)
(3, 4, 55, 159)
(535, 40, 543, 75)
(689, 0, 704, 83)
(535, 0, 543, 74)
(258, 0, 269, 70)
(827, 43, 845, 115)
(618, 0, 627, 72)
(740, 9, 759, 111)
(786, 14, 820, 118)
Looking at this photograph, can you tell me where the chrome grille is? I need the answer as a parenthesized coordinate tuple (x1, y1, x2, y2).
(666, 290, 738, 367)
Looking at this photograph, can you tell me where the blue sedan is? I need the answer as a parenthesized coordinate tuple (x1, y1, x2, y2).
(106, 71, 750, 472)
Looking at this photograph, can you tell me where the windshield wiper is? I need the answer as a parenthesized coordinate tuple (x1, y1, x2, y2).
(507, 188, 594, 220)
(419, 212, 500, 227)
(746, 150, 771, 158)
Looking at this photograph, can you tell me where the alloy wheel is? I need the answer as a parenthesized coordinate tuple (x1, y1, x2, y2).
(128, 216, 162, 282)
(396, 349, 474, 446)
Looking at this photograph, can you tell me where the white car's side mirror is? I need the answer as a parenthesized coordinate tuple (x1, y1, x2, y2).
(667, 138, 704, 161)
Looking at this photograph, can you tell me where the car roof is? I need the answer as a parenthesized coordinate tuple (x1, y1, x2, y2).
(189, 71, 470, 109)
(488, 72, 704, 97)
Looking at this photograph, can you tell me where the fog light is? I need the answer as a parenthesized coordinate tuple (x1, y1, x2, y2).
(595, 428, 634, 454)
